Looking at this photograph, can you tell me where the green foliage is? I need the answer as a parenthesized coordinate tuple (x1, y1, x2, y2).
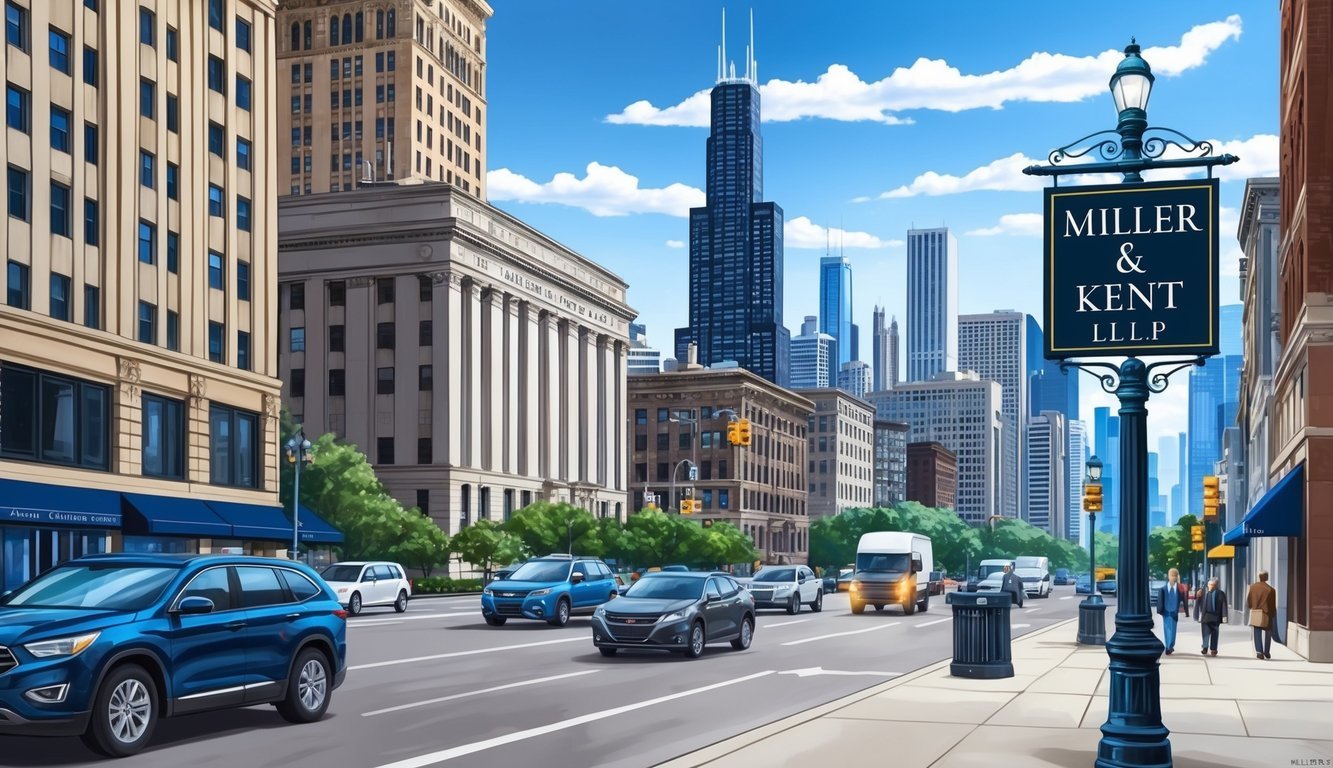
(504, 502, 604, 557)
(1092, 530, 1119, 568)
(412, 576, 482, 594)
(450, 519, 524, 575)
(389, 512, 451, 577)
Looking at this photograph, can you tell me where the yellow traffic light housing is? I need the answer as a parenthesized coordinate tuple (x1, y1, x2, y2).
(738, 418, 753, 446)
(1202, 475, 1220, 520)
(680, 499, 696, 515)
(1083, 483, 1103, 513)
(1191, 524, 1204, 551)
(727, 420, 742, 445)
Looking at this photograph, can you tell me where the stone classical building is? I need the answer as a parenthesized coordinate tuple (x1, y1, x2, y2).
(874, 420, 909, 507)
(277, 185, 635, 532)
(0, 0, 312, 590)
(628, 369, 812, 565)
(800, 389, 875, 518)
(277, 0, 491, 196)
(907, 442, 957, 510)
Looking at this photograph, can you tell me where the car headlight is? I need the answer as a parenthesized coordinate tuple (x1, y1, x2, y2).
(25, 632, 101, 659)
(528, 588, 551, 597)
(482, 587, 493, 596)
(773, 585, 792, 594)
(850, 581, 861, 591)
(594, 605, 606, 616)
(659, 611, 687, 623)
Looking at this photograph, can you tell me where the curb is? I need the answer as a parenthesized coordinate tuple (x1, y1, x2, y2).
(410, 591, 483, 599)
(656, 617, 1080, 768)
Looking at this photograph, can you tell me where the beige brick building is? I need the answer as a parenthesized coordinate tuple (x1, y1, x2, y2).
(798, 388, 875, 519)
(276, 0, 489, 197)
(1, 0, 290, 589)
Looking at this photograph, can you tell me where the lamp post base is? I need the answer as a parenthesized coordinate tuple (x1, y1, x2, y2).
(1078, 595, 1108, 645)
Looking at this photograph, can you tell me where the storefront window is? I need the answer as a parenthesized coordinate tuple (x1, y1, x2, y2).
(0, 527, 110, 591)
(121, 536, 195, 554)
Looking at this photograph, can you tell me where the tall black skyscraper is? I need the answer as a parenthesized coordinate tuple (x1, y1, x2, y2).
(674, 12, 789, 385)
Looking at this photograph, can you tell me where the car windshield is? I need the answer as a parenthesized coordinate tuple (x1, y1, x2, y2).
(321, 565, 364, 582)
(979, 564, 1008, 578)
(508, 559, 572, 583)
(754, 568, 796, 582)
(855, 553, 909, 573)
(1016, 568, 1043, 578)
(625, 576, 704, 600)
(0, 564, 179, 611)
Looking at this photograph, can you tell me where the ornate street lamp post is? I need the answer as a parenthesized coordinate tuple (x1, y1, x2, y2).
(285, 430, 313, 563)
(1079, 456, 1107, 645)
(1024, 40, 1238, 768)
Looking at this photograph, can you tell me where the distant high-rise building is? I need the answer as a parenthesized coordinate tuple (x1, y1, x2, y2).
(1026, 412, 1068, 538)
(790, 317, 834, 389)
(1187, 305, 1243, 515)
(802, 389, 875, 518)
(1092, 407, 1121, 534)
(907, 442, 958, 510)
(1148, 452, 1161, 529)
(872, 307, 889, 391)
(278, 0, 492, 197)
(820, 256, 854, 368)
(628, 324, 663, 375)
(959, 311, 1037, 513)
(874, 420, 910, 506)
(869, 372, 1014, 522)
(1030, 364, 1080, 420)
(837, 361, 872, 399)
(889, 317, 900, 388)
(906, 228, 958, 382)
(1157, 434, 1179, 518)
(675, 16, 788, 386)
(1068, 420, 1088, 546)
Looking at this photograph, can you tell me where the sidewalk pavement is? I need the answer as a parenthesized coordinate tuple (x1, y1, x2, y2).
(660, 617, 1333, 768)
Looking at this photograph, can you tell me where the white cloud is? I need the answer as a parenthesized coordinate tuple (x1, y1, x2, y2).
(965, 213, 1044, 237)
(784, 217, 902, 250)
(607, 17, 1242, 127)
(487, 163, 704, 218)
(665, 239, 685, 249)
(871, 134, 1278, 199)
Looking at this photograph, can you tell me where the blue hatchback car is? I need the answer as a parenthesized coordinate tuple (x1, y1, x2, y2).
(0, 553, 347, 757)
(481, 554, 618, 627)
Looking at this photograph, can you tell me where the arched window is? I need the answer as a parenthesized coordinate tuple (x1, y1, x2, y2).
(303, 20, 312, 49)
(330, 15, 339, 45)
(386, 9, 395, 37)
(354, 12, 364, 42)
(290, 22, 300, 50)
(342, 15, 351, 44)
(376, 10, 384, 39)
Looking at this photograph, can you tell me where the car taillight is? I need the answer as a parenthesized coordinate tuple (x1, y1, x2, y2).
(333, 609, 348, 620)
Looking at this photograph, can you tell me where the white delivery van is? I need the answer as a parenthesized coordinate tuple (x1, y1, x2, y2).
(849, 532, 933, 616)
(1014, 556, 1052, 599)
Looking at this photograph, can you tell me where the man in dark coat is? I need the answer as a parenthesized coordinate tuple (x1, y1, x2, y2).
(1246, 571, 1278, 660)
(1000, 563, 1025, 608)
(1195, 577, 1228, 656)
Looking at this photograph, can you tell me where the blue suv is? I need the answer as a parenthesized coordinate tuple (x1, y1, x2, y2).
(0, 553, 348, 757)
(481, 555, 618, 627)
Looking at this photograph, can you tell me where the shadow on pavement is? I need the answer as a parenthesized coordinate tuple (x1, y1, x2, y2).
(1, 708, 325, 767)
(442, 618, 593, 631)
(568, 647, 741, 664)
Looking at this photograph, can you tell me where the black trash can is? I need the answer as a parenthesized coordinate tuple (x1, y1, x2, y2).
(946, 591, 1014, 679)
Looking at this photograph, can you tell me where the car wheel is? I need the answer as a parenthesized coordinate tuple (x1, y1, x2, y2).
(485, 615, 507, 626)
(787, 594, 801, 615)
(685, 622, 706, 658)
(903, 598, 916, 616)
(919, 593, 930, 613)
(851, 600, 865, 615)
(548, 597, 571, 627)
(731, 615, 754, 650)
(810, 590, 823, 613)
(276, 649, 332, 724)
(394, 591, 409, 613)
(599, 647, 619, 657)
(81, 664, 158, 758)
(348, 592, 362, 616)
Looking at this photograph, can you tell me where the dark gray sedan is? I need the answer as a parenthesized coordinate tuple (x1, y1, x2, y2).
(591, 572, 755, 658)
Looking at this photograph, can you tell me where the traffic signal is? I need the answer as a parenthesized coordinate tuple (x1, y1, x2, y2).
(1083, 483, 1103, 513)
(1191, 524, 1204, 551)
(727, 420, 742, 445)
(737, 418, 753, 446)
(680, 499, 696, 515)
(1202, 476, 1220, 520)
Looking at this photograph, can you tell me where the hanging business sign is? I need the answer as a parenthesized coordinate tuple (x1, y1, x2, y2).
(1044, 178, 1219, 360)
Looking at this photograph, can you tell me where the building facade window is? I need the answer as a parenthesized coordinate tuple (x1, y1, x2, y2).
(49, 273, 70, 321)
(207, 56, 224, 93)
(377, 437, 394, 465)
(377, 278, 394, 304)
(139, 78, 155, 118)
(82, 46, 97, 84)
(376, 322, 395, 349)
(166, 231, 179, 273)
(328, 325, 345, 352)
(48, 27, 71, 73)
(50, 106, 71, 152)
(376, 367, 394, 394)
(208, 185, 223, 217)
(142, 394, 185, 479)
(237, 262, 250, 301)
(208, 322, 224, 362)
(328, 369, 345, 396)
(166, 310, 178, 350)
(237, 196, 251, 231)
(418, 365, 432, 391)
(5, 84, 29, 133)
(83, 285, 99, 330)
(209, 404, 259, 488)
(137, 301, 156, 344)
(236, 331, 250, 370)
(7, 260, 29, 308)
(137, 220, 155, 263)
(0, 363, 109, 470)
(50, 181, 71, 236)
(208, 251, 224, 290)
(7, 165, 27, 220)
(290, 327, 305, 352)
(139, 8, 154, 46)
(6, 2, 28, 51)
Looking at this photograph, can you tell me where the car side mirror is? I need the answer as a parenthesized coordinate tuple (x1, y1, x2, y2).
(912, 561, 923, 573)
(174, 596, 215, 615)
(706, 593, 721, 603)
(571, 572, 585, 584)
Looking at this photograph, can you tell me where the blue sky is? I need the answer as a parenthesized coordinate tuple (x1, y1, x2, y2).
(482, 2, 1278, 490)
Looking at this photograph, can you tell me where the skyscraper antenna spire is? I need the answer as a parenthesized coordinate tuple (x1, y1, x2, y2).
(748, 8, 756, 83)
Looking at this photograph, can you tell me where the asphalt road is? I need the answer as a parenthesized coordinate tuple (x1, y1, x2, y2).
(3, 587, 1097, 768)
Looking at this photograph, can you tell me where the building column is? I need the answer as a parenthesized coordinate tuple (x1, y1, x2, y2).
(541, 312, 560, 481)
(480, 288, 504, 471)
(504, 296, 521, 475)
(563, 321, 580, 483)
(583, 331, 600, 486)
(465, 281, 483, 468)
(598, 336, 616, 489)
(433, 271, 463, 467)
(523, 303, 541, 478)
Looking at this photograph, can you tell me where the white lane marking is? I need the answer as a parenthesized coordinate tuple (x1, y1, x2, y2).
(350, 636, 585, 671)
(362, 670, 600, 717)
(1025, 608, 1041, 614)
(1061, 596, 1074, 600)
(349, 613, 474, 627)
(370, 671, 776, 768)
(778, 667, 899, 678)
(781, 622, 898, 646)
(1012, 623, 1032, 628)
(762, 619, 811, 629)
(916, 618, 951, 628)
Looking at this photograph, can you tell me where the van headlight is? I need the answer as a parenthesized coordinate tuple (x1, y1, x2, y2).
(850, 581, 861, 591)
(25, 632, 101, 659)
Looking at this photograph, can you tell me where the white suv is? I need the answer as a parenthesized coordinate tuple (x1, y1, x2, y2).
(742, 565, 824, 614)
(320, 561, 412, 615)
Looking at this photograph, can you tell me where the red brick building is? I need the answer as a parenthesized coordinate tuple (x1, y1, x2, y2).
(906, 442, 957, 511)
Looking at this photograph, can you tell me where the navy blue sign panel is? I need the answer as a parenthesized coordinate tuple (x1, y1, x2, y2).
(1044, 178, 1219, 360)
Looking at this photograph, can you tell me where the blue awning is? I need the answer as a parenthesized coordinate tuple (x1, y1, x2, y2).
(0, 478, 122, 528)
(297, 505, 344, 544)
(122, 493, 232, 538)
(205, 500, 294, 541)
(1225, 464, 1304, 546)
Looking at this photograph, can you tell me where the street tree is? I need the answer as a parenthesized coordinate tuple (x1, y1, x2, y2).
(451, 520, 524, 578)
(621, 509, 705, 568)
(505, 502, 603, 557)
(699, 521, 759, 569)
(390, 512, 451, 577)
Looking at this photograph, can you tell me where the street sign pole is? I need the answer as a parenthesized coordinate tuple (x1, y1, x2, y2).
(1024, 40, 1237, 768)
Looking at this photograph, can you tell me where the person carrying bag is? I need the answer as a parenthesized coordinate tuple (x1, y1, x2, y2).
(1246, 571, 1278, 660)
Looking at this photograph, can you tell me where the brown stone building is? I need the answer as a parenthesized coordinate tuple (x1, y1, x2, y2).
(907, 442, 957, 510)
(628, 368, 813, 565)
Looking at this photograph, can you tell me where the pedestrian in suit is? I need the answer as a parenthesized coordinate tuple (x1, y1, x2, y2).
(1000, 563, 1025, 608)
(1156, 568, 1190, 654)
(1246, 571, 1278, 660)
(1195, 577, 1228, 655)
